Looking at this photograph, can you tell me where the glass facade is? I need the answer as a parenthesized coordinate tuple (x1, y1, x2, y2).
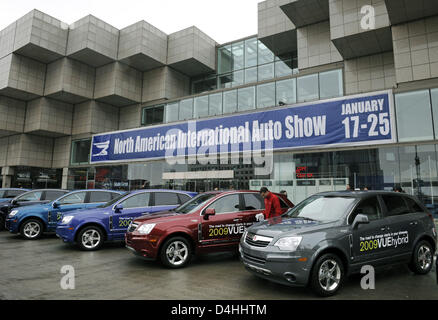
(71, 139, 91, 165)
(12, 167, 62, 189)
(191, 37, 298, 95)
(142, 105, 164, 126)
(395, 89, 435, 142)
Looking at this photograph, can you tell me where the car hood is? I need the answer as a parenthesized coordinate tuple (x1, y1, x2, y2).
(248, 216, 339, 238)
(0, 200, 12, 207)
(133, 210, 190, 224)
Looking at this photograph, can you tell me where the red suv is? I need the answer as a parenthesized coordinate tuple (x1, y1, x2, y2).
(125, 190, 293, 268)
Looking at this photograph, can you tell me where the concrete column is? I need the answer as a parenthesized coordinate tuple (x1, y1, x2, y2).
(61, 167, 69, 190)
(1, 167, 14, 188)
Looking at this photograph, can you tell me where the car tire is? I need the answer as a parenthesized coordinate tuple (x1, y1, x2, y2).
(309, 253, 345, 297)
(77, 226, 104, 251)
(20, 219, 43, 240)
(160, 236, 192, 269)
(408, 240, 434, 275)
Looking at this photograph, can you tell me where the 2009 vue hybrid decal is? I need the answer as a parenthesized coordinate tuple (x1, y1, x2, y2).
(90, 90, 395, 164)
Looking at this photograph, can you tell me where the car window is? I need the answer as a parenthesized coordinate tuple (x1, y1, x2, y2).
(404, 197, 424, 213)
(381, 195, 411, 216)
(284, 196, 356, 222)
(175, 193, 216, 214)
(5, 190, 25, 198)
(111, 192, 121, 199)
(243, 193, 264, 210)
(120, 193, 151, 209)
(349, 196, 382, 224)
(59, 192, 87, 205)
(45, 191, 67, 201)
(154, 192, 180, 206)
(207, 194, 241, 214)
(178, 193, 191, 204)
(17, 191, 42, 202)
(89, 191, 113, 203)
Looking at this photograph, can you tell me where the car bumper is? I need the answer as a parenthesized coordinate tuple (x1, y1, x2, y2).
(239, 241, 312, 287)
(125, 233, 159, 260)
(5, 217, 19, 233)
(56, 225, 76, 243)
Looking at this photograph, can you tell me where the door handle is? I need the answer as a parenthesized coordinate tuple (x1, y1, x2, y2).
(233, 218, 242, 222)
(380, 226, 389, 231)
(409, 221, 418, 226)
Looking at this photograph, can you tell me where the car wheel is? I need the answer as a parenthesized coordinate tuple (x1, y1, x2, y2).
(160, 236, 192, 268)
(310, 253, 345, 297)
(20, 219, 43, 240)
(408, 240, 434, 275)
(78, 226, 104, 251)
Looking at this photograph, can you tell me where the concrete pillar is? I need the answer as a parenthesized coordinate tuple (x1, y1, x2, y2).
(61, 167, 69, 190)
(1, 167, 14, 188)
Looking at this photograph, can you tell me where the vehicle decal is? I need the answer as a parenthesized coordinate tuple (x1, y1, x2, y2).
(118, 217, 134, 228)
(359, 230, 409, 252)
(208, 222, 252, 237)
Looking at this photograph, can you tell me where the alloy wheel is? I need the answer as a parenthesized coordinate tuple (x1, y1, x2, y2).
(318, 259, 341, 292)
(166, 241, 189, 266)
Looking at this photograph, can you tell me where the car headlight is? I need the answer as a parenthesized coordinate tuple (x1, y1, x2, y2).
(9, 210, 18, 217)
(61, 216, 74, 224)
(274, 236, 302, 251)
(137, 223, 155, 235)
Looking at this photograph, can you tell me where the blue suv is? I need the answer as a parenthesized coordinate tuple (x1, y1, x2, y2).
(5, 189, 123, 240)
(56, 189, 197, 251)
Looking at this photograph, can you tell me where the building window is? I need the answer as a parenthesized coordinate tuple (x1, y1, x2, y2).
(232, 41, 244, 70)
(258, 62, 274, 81)
(218, 45, 232, 74)
(275, 59, 293, 78)
(165, 102, 179, 123)
(232, 70, 244, 87)
(395, 90, 434, 142)
(258, 41, 274, 65)
(194, 95, 209, 118)
(179, 98, 193, 121)
(209, 92, 222, 116)
(245, 37, 258, 68)
(223, 89, 237, 114)
(71, 139, 91, 165)
(244, 67, 258, 84)
(257, 82, 275, 109)
(218, 73, 233, 89)
(276, 78, 296, 105)
(431, 88, 438, 139)
(238, 86, 255, 111)
(319, 69, 343, 99)
(142, 105, 164, 126)
(297, 73, 319, 102)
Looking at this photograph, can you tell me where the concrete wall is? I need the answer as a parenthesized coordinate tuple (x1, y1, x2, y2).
(0, 96, 26, 137)
(392, 16, 438, 83)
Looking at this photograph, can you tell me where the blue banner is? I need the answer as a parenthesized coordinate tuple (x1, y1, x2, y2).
(90, 91, 395, 164)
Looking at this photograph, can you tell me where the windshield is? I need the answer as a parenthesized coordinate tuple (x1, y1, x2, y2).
(174, 193, 216, 214)
(0, 191, 5, 198)
(97, 193, 126, 208)
(283, 195, 356, 222)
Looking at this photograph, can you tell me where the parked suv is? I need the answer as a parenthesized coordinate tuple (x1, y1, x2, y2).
(0, 189, 68, 231)
(239, 191, 437, 296)
(125, 190, 293, 268)
(5, 189, 123, 240)
(56, 189, 197, 251)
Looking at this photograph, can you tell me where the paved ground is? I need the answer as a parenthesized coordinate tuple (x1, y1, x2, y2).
(0, 231, 437, 300)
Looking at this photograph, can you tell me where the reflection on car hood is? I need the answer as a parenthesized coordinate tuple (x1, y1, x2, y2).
(133, 210, 185, 224)
(248, 217, 338, 237)
(63, 207, 110, 218)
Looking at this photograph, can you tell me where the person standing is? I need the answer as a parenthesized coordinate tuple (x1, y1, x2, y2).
(259, 187, 282, 220)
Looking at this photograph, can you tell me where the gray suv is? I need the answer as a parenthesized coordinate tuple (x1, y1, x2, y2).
(239, 191, 437, 296)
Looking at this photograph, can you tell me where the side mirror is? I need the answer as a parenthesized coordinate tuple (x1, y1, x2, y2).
(352, 213, 369, 229)
(53, 201, 61, 209)
(11, 199, 17, 205)
(203, 208, 216, 220)
(114, 204, 123, 213)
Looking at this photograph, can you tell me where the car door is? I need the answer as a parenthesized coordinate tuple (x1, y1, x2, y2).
(200, 194, 246, 246)
(110, 192, 151, 239)
(349, 196, 389, 264)
(240, 193, 265, 228)
(151, 192, 181, 213)
(381, 194, 418, 257)
(49, 192, 87, 228)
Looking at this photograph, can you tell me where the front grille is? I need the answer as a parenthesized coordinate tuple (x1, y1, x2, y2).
(245, 233, 273, 247)
(128, 222, 138, 233)
(243, 252, 266, 264)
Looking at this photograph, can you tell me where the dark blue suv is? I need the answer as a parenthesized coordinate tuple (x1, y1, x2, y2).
(56, 189, 197, 250)
(5, 189, 123, 240)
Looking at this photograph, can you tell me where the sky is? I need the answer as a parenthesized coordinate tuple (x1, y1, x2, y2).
(0, 0, 261, 44)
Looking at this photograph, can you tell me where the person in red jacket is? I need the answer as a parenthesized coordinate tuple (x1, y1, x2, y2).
(259, 187, 282, 219)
